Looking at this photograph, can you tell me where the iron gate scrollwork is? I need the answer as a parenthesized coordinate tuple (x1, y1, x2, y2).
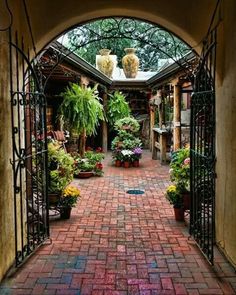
(190, 27, 217, 264)
(9, 29, 49, 266)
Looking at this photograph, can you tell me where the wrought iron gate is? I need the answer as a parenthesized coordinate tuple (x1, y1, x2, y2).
(190, 27, 217, 264)
(9, 29, 49, 266)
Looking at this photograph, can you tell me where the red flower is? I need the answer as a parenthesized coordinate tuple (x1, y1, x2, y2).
(96, 147, 102, 153)
(95, 162, 103, 170)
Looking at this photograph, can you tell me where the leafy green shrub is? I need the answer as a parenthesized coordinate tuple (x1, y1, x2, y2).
(107, 91, 131, 127)
(114, 117, 140, 133)
(48, 141, 74, 194)
(169, 147, 190, 192)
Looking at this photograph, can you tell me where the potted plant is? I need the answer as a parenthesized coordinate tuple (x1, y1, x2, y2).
(166, 185, 184, 221)
(59, 83, 105, 157)
(59, 185, 80, 219)
(132, 147, 142, 167)
(107, 91, 131, 127)
(121, 149, 134, 168)
(169, 147, 190, 210)
(114, 117, 140, 133)
(112, 149, 123, 167)
(48, 141, 74, 205)
(73, 150, 105, 177)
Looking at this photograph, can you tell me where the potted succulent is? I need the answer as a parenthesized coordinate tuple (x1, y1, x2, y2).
(59, 185, 80, 219)
(166, 185, 184, 221)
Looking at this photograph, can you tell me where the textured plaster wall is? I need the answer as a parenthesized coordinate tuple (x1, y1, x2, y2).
(0, 1, 31, 281)
(0, 31, 15, 281)
(215, 0, 236, 268)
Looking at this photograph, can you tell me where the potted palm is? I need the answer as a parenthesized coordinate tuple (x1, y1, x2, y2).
(166, 185, 184, 221)
(59, 185, 80, 219)
(59, 83, 105, 157)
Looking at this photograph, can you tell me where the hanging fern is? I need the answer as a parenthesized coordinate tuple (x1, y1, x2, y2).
(107, 91, 131, 127)
(59, 83, 105, 136)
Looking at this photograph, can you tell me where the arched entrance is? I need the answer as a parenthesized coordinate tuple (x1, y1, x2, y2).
(3, 4, 218, 278)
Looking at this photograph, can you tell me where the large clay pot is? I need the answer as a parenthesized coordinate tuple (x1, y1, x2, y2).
(174, 207, 185, 221)
(97, 49, 114, 78)
(122, 48, 139, 78)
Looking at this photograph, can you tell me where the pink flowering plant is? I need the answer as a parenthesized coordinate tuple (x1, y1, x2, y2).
(169, 147, 190, 192)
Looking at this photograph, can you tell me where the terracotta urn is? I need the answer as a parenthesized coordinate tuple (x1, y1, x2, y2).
(97, 49, 114, 78)
(122, 48, 139, 78)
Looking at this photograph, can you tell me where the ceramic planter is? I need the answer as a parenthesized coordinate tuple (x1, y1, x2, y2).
(122, 48, 139, 78)
(97, 49, 114, 78)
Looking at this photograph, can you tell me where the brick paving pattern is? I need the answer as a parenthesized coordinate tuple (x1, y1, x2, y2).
(1, 151, 236, 294)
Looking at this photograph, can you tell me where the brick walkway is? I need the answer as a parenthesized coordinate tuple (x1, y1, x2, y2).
(1, 152, 236, 294)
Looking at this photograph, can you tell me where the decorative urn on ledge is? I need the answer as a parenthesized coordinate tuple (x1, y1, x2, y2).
(122, 48, 139, 78)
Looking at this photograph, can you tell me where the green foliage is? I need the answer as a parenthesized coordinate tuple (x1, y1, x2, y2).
(84, 151, 105, 164)
(107, 91, 131, 127)
(59, 83, 105, 136)
(73, 151, 104, 176)
(48, 142, 74, 193)
(170, 147, 190, 192)
(114, 117, 140, 133)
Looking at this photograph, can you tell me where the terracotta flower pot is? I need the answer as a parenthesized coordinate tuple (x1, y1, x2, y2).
(174, 207, 184, 221)
(123, 161, 130, 168)
(74, 171, 94, 178)
(60, 207, 72, 219)
(183, 191, 191, 210)
(115, 160, 122, 167)
(133, 160, 139, 167)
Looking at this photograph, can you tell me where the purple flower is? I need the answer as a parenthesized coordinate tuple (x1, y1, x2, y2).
(133, 147, 142, 155)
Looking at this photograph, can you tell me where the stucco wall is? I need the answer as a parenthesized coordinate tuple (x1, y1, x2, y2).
(0, 31, 15, 281)
(215, 0, 236, 268)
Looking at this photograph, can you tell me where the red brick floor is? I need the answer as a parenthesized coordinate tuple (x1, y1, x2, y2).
(1, 151, 236, 294)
